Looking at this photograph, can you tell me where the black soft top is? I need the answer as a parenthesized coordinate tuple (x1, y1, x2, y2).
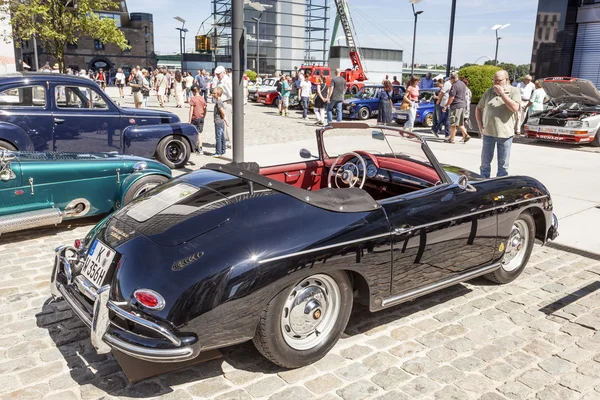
(203, 162, 381, 213)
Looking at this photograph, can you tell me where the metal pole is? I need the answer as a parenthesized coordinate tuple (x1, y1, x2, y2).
(213, 0, 217, 70)
(445, 0, 456, 78)
(32, 16, 38, 71)
(232, 0, 244, 162)
(256, 19, 260, 75)
(410, 4, 417, 77)
(494, 31, 499, 66)
(179, 29, 184, 70)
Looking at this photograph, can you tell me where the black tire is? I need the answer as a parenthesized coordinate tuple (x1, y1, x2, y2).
(357, 107, 370, 120)
(591, 131, 600, 147)
(485, 212, 535, 284)
(253, 271, 353, 368)
(122, 175, 169, 205)
(0, 140, 17, 151)
(350, 85, 359, 95)
(156, 135, 191, 169)
(424, 114, 434, 127)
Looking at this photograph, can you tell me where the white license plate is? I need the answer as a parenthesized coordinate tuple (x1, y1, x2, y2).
(537, 127, 556, 133)
(81, 240, 116, 287)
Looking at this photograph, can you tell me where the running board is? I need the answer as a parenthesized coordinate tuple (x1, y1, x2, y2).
(381, 262, 501, 308)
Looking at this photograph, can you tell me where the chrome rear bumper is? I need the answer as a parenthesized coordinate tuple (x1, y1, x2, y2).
(50, 246, 198, 363)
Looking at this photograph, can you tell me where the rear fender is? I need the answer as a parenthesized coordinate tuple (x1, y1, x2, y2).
(123, 123, 198, 158)
(0, 122, 35, 151)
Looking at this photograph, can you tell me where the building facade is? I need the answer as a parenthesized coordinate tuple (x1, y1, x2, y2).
(328, 46, 403, 84)
(531, 0, 600, 87)
(19, 2, 155, 75)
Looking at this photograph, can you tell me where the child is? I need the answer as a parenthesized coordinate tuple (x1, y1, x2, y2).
(212, 87, 228, 157)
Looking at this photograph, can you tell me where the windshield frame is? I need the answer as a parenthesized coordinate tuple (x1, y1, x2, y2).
(318, 123, 451, 185)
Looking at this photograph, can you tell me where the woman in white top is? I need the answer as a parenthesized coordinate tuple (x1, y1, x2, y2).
(527, 80, 546, 115)
(115, 68, 126, 98)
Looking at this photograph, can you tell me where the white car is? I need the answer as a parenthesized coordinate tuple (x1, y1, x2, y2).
(524, 77, 600, 147)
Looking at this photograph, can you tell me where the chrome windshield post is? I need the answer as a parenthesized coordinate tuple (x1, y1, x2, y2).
(91, 285, 112, 354)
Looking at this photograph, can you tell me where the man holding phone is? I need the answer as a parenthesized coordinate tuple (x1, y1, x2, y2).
(476, 70, 520, 178)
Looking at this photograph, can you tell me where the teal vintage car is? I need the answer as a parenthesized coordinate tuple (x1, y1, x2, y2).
(0, 150, 171, 235)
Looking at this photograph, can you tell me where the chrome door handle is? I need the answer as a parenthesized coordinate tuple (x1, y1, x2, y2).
(54, 118, 65, 124)
(394, 226, 412, 235)
(284, 171, 304, 177)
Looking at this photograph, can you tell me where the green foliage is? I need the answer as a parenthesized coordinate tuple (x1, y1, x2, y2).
(1, 0, 130, 72)
(245, 70, 257, 81)
(482, 61, 532, 82)
(458, 65, 501, 104)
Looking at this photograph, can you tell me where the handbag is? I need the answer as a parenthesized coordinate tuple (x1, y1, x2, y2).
(400, 98, 411, 111)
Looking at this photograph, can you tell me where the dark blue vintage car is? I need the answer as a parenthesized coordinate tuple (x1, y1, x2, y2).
(0, 73, 198, 168)
(393, 88, 439, 127)
(341, 84, 405, 120)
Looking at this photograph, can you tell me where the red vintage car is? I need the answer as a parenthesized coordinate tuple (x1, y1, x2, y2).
(257, 89, 280, 106)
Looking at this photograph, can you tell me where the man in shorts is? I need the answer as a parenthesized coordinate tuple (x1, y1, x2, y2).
(130, 67, 144, 109)
(281, 75, 291, 117)
(443, 72, 471, 143)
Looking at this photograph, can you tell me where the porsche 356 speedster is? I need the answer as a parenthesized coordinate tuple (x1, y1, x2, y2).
(50, 123, 558, 368)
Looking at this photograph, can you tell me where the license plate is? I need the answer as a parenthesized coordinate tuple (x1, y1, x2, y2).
(537, 127, 556, 133)
(343, 110, 350, 114)
(395, 114, 407, 120)
(81, 240, 116, 287)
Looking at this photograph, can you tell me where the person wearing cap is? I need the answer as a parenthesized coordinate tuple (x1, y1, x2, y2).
(214, 66, 233, 147)
(515, 75, 535, 135)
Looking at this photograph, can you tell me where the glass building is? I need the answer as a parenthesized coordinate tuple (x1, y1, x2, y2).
(531, 0, 600, 87)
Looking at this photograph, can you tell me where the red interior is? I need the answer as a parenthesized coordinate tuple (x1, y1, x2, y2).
(259, 154, 439, 194)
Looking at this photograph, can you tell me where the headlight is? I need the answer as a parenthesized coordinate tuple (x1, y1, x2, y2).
(565, 120, 589, 128)
(527, 118, 539, 125)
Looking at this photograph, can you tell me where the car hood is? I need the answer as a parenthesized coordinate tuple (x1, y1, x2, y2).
(542, 78, 600, 105)
(108, 170, 238, 246)
(344, 98, 373, 105)
(441, 164, 484, 182)
(120, 107, 179, 119)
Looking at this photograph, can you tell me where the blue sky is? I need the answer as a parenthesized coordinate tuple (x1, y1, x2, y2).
(127, 0, 539, 67)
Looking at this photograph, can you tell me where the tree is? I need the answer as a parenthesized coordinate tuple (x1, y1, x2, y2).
(1, 0, 130, 72)
(245, 70, 257, 81)
(458, 65, 501, 104)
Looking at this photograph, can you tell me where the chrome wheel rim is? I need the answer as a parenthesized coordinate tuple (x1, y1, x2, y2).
(502, 219, 529, 272)
(133, 182, 161, 199)
(280, 274, 341, 351)
(165, 140, 186, 164)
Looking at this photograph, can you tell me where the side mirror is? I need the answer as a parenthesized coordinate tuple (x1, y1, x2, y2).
(299, 148, 312, 159)
(457, 175, 477, 193)
(372, 131, 385, 141)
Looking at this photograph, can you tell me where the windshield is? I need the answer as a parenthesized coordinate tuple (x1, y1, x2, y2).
(322, 126, 438, 170)
(419, 90, 438, 103)
(356, 87, 379, 99)
(263, 78, 275, 86)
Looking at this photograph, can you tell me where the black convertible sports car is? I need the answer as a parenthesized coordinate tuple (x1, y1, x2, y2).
(50, 123, 558, 368)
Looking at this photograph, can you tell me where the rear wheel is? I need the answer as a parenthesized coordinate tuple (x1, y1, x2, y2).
(485, 212, 535, 284)
(357, 107, 370, 120)
(350, 85, 359, 95)
(253, 271, 353, 368)
(0, 140, 17, 151)
(122, 175, 169, 205)
(591, 131, 600, 147)
(156, 135, 190, 169)
(424, 114, 434, 127)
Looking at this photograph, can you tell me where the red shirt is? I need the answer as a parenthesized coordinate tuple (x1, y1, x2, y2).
(189, 95, 207, 120)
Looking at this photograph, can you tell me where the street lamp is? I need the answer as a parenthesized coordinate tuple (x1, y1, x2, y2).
(251, 14, 262, 74)
(409, 0, 423, 77)
(492, 24, 510, 66)
(174, 16, 187, 70)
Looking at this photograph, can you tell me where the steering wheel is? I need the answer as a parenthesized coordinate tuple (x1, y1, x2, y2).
(328, 151, 367, 189)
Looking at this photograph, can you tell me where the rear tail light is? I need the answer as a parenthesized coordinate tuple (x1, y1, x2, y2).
(133, 289, 165, 310)
(74, 239, 82, 249)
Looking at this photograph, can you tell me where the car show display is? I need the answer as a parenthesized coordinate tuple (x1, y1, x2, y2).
(393, 88, 439, 127)
(50, 123, 558, 371)
(0, 73, 198, 168)
(0, 150, 171, 235)
(524, 77, 600, 146)
(341, 84, 405, 120)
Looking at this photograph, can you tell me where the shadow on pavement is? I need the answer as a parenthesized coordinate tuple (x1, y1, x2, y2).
(538, 280, 600, 316)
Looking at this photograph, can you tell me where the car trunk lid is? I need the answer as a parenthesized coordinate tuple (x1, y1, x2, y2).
(542, 77, 600, 105)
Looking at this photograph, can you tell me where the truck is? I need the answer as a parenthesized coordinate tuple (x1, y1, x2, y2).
(298, 0, 368, 94)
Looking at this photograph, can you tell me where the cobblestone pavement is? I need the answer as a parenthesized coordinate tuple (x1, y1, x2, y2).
(0, 89, 599, 400)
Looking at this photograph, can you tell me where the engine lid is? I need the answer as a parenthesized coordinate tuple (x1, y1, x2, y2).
(112, 180, 234, 246)
(542, 77, 600, 106)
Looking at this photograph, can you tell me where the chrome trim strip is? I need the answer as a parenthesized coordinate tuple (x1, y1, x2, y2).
(381, 262, 501, 307)
(103, 335, 196, 363)
(75, 275, 98, 301)
(107, 302, 182, 346)
(258, 196, 548, 265)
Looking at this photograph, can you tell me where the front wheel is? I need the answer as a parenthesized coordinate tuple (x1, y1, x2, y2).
(485, 212, 535, 284)
(122, 175, 169, 205)
(253, 271, 353, 368)
(424, 113, 433, 127)
(357, 107, 370, 120)
(0, 140, 17, 151)
(156, 135, 191, 169)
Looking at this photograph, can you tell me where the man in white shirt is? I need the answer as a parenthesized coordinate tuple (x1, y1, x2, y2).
(516, 75, 535, 135)
(433, 77, 452, 137)
(299, 74, 312, 120)
(215, 66, 233, 147)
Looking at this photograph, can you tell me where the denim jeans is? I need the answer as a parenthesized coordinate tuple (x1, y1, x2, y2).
(432, 104, 442, 132)
(404, 102, 418, 130)
(327, 100, 343, 123)
(302, 96, 309, 118)
(434, 108, 450, 136)
(215, 122, 226, 155)
(480, 135, 513, 178)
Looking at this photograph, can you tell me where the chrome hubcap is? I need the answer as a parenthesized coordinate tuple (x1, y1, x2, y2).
(502, 219, 529, 272)
(133, 182, 159, 199)
(281, 274, 340, 350)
